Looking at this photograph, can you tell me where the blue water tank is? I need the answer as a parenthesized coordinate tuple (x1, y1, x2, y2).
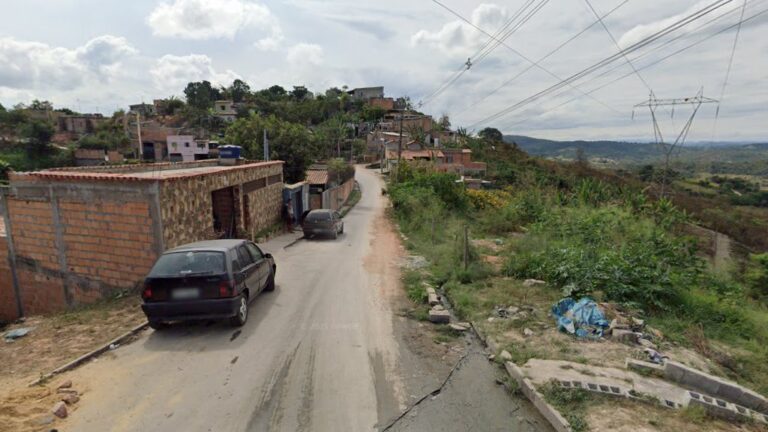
(219, 145, 242, 160)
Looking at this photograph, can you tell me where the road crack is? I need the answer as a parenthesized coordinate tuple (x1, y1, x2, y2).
(379, 350, 474, 431)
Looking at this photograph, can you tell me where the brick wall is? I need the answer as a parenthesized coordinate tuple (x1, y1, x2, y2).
(0, 235, 18, 321)
(160, 162, 284, 249)
(59, 200, 157, 297)
(3, 194, 158, 317)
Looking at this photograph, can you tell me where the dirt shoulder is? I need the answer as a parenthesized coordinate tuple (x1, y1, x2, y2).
(0, 296, 145, 432)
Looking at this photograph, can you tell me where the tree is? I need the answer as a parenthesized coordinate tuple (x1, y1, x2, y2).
(20, 120, 55, 158)
(229, 79, 251, 103)
(361, 104, 386, 123)
(0, 103, 5, 112)
(184, 81, 221, 110)
(291, 86, 310, 101)
(29, 100, 53, 111)
(438, 115, 451, 131)
(405, 125, 428, 149)
(479, 127, 503, 143)
(225, 114, 312, 183)
(316, 116, 352, 159)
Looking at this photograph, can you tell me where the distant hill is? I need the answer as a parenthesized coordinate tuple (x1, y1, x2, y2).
(504, 135, 768, 175)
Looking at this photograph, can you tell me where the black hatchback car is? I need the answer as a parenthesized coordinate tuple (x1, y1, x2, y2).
(141, 239, 276, 329)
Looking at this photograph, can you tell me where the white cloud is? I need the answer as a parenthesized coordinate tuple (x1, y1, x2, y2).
(411, 3, 510, 55)
(147, 0, 283, 48)
(286, 43, 324, 66)
(0, 35, 136, 91)
(151, 54, 240, 92)
(618, 1, 741, 48)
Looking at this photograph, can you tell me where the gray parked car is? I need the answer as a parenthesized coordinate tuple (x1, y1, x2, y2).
(303, 209, 344, 239)
(141, 239, 276, 329)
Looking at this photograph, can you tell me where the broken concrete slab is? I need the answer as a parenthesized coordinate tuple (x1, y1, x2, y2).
(523, 328, 534, 337)
(638, 338, 658, 350)
(428, 308, 450, 324)
(625, 358, 665, 374)
(523, 279, 546, 287)
(448, 323, 469, 332)
(500, 350, 513, 362)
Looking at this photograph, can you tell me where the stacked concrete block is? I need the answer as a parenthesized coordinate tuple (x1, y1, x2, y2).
(664, 361, 768, 414)
(686, 391, 768, 424)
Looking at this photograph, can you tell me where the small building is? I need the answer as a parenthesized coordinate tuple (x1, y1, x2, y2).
(74, 149, 107, 166)
(58, 114, 105, 135)
(167, 135, 210, 162)
(129, 103, 157, 117)
(214, 100, 237, 123)
(139, 127, 175, 161)
(0, 159, 285, 320)
(369, 97, 395, 111)
(348, 87, 384, 101)
(305, 168, 355, 211)
(439, 148, 487, 177)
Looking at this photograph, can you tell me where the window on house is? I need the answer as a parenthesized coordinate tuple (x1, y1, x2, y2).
(184, 142, 190, 147)
(221, 105, 226, 111)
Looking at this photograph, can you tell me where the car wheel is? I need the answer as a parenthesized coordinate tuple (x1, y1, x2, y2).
(332, 229, 338, 239)
(340, 224, 344, 234)
(148, 320, 167, 331)
(265, 271, 276, 292)
(230, 295, 248, 327)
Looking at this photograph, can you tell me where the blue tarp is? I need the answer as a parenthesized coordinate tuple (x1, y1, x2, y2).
(551, 297, 609, 339)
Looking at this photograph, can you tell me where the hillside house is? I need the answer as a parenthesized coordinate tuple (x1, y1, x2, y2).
(167, 135, 210, 162)
(129, 103, 157, 117)
(214, 100, 238, 122)
(0, 160, 284, 321)
(57, 114, 106, 135)
(348, 87, 384, 101)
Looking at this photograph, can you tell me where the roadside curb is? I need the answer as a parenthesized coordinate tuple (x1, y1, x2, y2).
(470, 319, 571, 432)
(283, 235, 305, 249)
(29, 321, 149, 387)
(504, 361, 573, 432)
(340, 181, 362, 218)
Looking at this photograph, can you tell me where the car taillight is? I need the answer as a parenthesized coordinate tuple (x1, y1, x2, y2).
(142, 282, 153, 300)
(219, 279, 235, 298)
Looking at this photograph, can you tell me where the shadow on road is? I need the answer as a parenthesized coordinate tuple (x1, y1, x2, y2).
(140, 286, 284, 353)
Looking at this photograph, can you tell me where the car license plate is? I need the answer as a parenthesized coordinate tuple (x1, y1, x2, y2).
(172, 288, 200, 300)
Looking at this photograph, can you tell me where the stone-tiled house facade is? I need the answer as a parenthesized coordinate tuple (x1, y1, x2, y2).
(0, 160, 284, 320)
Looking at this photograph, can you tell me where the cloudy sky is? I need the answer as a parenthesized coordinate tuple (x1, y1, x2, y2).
(1, 0, 765, 141)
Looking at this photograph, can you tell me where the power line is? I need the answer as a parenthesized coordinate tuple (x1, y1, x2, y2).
(453, 0, 631, 118)
(713, 0, 748, 136)
(499, 2, 767, 131)
(419, 0, 542, 108)
(467, 0, 734, 129)
(431, 0, 621, 115)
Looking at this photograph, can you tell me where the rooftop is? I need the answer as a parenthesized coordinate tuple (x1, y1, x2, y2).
(10, 160, 283, 184)
(306, 170, 329, 185)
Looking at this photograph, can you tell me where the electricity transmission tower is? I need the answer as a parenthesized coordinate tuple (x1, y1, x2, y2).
(633, 89, 718, 197)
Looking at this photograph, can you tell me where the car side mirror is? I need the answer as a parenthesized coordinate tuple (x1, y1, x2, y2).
(264, 253, 273, 259)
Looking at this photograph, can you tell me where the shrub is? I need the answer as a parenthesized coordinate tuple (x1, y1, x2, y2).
(746, 253, 768, 299)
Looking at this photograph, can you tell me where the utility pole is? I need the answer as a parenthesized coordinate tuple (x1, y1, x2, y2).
(263, 129, 270, 161)
(136, 112, 143, 160)
(633, 89, 718, 197)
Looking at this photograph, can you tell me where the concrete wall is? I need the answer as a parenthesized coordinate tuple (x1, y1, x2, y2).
(159, 162, 284, 249)
(322, 178, 356, 211)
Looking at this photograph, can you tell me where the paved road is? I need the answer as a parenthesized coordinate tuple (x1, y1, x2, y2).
(64, 167, 550, 432)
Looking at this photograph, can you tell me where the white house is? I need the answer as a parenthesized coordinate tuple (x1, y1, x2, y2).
(214, 100, 238, 122)
(167, 135, 210, 162)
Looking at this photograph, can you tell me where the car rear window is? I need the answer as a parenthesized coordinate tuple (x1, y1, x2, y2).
(307, 212, 331, 221)
(149, 251, 226, 277)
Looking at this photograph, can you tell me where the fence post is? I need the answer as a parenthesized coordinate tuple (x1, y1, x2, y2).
(463, 225, 469, 271)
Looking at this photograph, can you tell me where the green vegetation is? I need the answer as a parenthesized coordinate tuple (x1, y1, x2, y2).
(540, 381, 592, 432)
(388, 133, 768, 394)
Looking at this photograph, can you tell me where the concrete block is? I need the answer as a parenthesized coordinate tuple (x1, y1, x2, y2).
(625, 358, 664, 374)
(737, 388, 768, 413)
(504, 362, 526, 382)
(428, 308, 450, 324)
(611, 329, 639, 344)
(427, 292, 440, 306)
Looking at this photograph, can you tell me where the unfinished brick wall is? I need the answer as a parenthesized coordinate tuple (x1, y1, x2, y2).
(0, 235, 18, 321)
(59, 200, 157, 299)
